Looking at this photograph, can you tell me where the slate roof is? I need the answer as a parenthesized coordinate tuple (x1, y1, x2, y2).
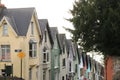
(38, 19, 53, 45)
(38, 19, 48, 35)
(50, 27, 58, 41)
(66, 39, 72, 55)
(67, 39, 78, 57)
(58, 34, 68, 53)
(0, 7, 35, 36)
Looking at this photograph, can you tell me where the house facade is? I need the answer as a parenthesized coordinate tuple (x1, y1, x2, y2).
(38, 19, 53, 80)
(50, 27, 61, 80)
(0, 7, 41, 80)
(78, 51, 104, 80)
(58, 34, 68, 80)
(66, 39, 79, 80)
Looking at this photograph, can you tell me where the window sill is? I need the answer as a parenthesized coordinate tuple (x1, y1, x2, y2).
(54, 66, 59, 69)
(0, 60, 11, 62)
(30, 35, 34, 37)
(62, 66, 66, 69)
(29, 57, 37, 59)
(2, 35, 9, 37)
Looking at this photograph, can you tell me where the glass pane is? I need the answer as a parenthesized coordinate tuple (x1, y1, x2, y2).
(31, 22, 34, 35)
(3, 23, 8, 35)
(34, 50, 36, 57)
(2, 49, 5, 59)
(47, 52, 49, 61)
(29, 51, 32, 57)
(29, 43, 32, 50)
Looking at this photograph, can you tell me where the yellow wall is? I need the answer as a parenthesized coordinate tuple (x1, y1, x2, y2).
(0, 11, 41, 80)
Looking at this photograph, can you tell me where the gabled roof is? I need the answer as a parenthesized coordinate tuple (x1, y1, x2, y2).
(0, 7, 35, 36)
(58, 34, 68, 52)
(38, 19, 53, 46)
(38, 19, 48, 35)
(66, 39, 73, 56)
(66, 39, 77, 57)
(50, 27, 58, 41)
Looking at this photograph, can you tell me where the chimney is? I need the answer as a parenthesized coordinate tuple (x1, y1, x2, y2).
(0, 1, 5, 15)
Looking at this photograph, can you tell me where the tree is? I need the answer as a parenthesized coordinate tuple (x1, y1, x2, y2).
(67, 0, 120, 56)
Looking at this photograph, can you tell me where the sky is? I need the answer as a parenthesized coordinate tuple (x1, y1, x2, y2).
(2, 0, 74, 39)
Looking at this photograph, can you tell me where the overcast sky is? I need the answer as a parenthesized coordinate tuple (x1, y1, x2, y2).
(2, 0, 74, 38)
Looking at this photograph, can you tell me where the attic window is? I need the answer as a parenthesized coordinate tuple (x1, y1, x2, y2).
(45, 30, 47, 42)
(31, 22, 34, 35)
(3, 23, 8, 36)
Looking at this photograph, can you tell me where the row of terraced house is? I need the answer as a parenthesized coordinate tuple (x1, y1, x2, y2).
(0, 5, 104, 80)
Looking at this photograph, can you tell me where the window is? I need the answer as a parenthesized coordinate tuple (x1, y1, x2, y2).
(54, 55, 58, 68)
(69, 62, 71, 72)
(0, 45, 10, 61)
(3, 23, 8, 36)
(31, 22, 34, 35)
(63, 44, 65, 54)
(43, 47, 49, 63)
(62, 76, 64, 80)
(75, 64, 77, 73)
(55, 71, 58, 80)
(36, 66, 39, 80)
(62, 58, 65, 66)
(43, 70, 46, 80)
(45, 30, 47, 42)
(29, 43, 37, 58)
(29, 68, 32, 80)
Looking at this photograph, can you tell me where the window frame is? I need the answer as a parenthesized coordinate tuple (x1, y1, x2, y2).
(3, 23, 8, 36)
(29, 68, 32, 80)
(29, 42, 37, 58)
(31, 22, 34, 35)
(43, 47, 49, 63)
(44, 30, 47, 42)
(0, 45, 10, 61)
(62, 58, 66, 67)
(54, 55, 58, 68)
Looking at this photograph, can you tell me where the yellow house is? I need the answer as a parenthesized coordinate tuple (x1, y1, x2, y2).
(0, 7, 41, 80)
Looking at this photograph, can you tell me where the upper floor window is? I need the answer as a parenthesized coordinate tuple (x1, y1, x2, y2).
(29, 42, 37, 58)
(0, 45, 10, 61)
(69, 62, 71, 72)
(45, 30, 47, 42)
(75, 64, 77, 73)
(29, 68, 32, 80)
(62, 76, 64, 80)
(63, 44, 65, 54)
(43, 47, 49, 63)
(62, 58, 66, 66)
(54, 55, 58, 68)
(36, 66, 39, 80)
(31, 22, 34, 35)
(3, 23, 8, 36)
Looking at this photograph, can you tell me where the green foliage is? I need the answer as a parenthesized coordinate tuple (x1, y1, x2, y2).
(68, 0, 120, 56)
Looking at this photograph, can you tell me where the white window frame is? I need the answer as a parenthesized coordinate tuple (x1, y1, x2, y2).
(29, 43, 37, 58)
(3, 23, 8, 36)
(54, 55, 58, 68)
(36, 66, 39, 80)
(62, 58, 66, 67)
(31, 22, 34, 35)
(29, 68, 32, 80)
(43, 48, 49, 63)
(0, 45, 10, 61)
